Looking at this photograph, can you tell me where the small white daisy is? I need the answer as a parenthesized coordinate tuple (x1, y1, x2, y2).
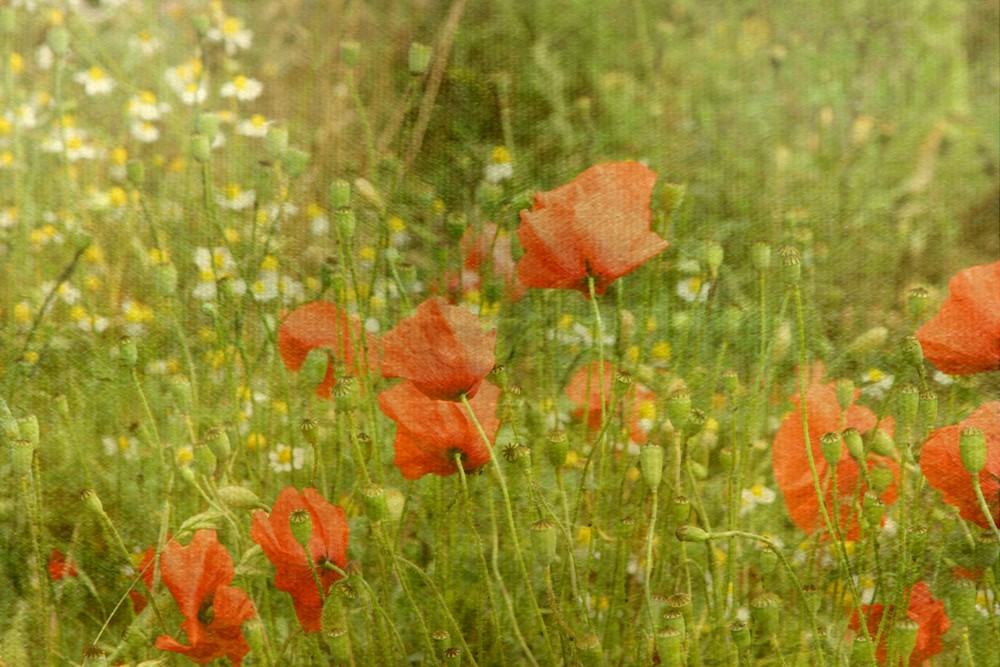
(269, 444, 305, 473)
(236, 114, 269, 137)
(74, 66, 115, 96)
(208, 16, 253, 55)
(220, 75, 263, 102)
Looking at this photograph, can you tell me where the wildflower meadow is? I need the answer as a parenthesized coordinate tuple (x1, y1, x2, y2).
(2, 1, 1000, 666)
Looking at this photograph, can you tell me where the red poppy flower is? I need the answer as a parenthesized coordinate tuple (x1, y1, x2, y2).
(129, 545, 157, 613)
(378, 379, 500, 480)
(381, 297, 496, 401)
(919, 401, 1000, 530)
(515, 161, 668, 295)
(460, 222, 526, 302)
(772, 367, 898, 540)
(565, 361, 658, 445)
(154, 530, 255, 666)
(47, 548, 78, 581)
(915, 261, 1000, 374)
(848, 581, 951, 665)
(277, 301, 379, 398)
(250, 487, 349, 632)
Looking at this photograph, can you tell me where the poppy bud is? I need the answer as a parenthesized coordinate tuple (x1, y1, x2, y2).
(907, 286, 929, 320)
(300, 417, 318, 446)
(190, 134, 211, 164)
(868, 461, 894, 493)
(79, 488, 104, 516)
(216, 486, 263, 511)
(545, 430, 569, 468)
(820, 432, 843, 466)
(362, 484, 388, 523)
(667, 390, 691, 431)
(118, 336, 138, 368)
(17, 415, 39, 447)
(671, 496, 691, 524)
(640, 444, 664, 490)
(675, 524, 710, 543)
(950, 577, 978, 625)
(703, 240, 724, 279)
(655, 626, 683, 667)
(195, 113, 220, 141)
(385, 488, 406, 522)
(782, 249, 801, 284)
(179, 465, 197, 486)
(755, 545, 778, 575)
(919, 390, 938, 434)
(10, 439, 35, 478)
(575, 633, 602, 667)
(730, 620, 752, 649)
(193, 443, 217, 477)
(283, 148, 309, 177)
(868, 429, 897, 458)
(47, 27, 70, 57)
(266, 126, 289, 161)
(749, 591, 780, 637)
(334, 209, 356, 240)
(841, 427, 865, 461)
(898, 335, 924, 369)
(846, 326, 888, 357)
(893, 617, 918, 664)
(850, 636, 874, 666)
(959, 427, 986, 474)
(408, 42, 432, 75)
(340, 40, 360, 68)
(688, 460, 708, 480)
(836, 379, 855, 412)
(204, 427, 231, 463)
(896, 384, 920, 429)
(530, 519, 557, 568)
(289, 509, 313, 550)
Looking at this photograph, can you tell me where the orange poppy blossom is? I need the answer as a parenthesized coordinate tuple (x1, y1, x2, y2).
(564, 361, 657, 445)
(848, 581, 951, 665)
(515, 161, 668, 296)
(129, 545, 157, 613)
(919, 401, 1000, 530)
(915, 261, 1000, 374)
(154, 530, 256, 666)
(250, 487, 349, 633)
(378, 379, 501, 480)
(381, 296, 496, 401)
(47, 548, 78, 581)
(772, 366, 898, 540)
(460, 222, 526, 302)
(277, 301, 379, 399)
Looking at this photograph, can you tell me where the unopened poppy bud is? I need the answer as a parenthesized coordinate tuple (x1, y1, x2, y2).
(896, 384, 920, 428)
(47, 27, 70, 57)
(530, 519, 557, 567)
(846, 326, 888, 357)
(850, 636, 874, 666)
(919, 391, 938, 434)
(118, 336, 138, 368)
(750, 240, 771, 271)
(893, 617, 918, 664)
(868, 429, 897, 458)
(820, 432, 843, 465)
(179, 465, 197, 485)
(299, 417, 318, 446)
(907, 286, 929, 320)
(782, 250, 801, 284)
(289, 509, 313, 549)
(959, 427, 986, 474)
(126, 159, 145, 187)
(204, 427, 231, 463)
(684, 409, 706, 439)
(730, 620, 752, 649)
(326, 625, 351, 663)
(17, 415, 38, 447)
(750, 591, 780, 637)
(836, 379, 855, 411)
(667, 391, 691, 431)
(283, 148, 309, 177)
(671, 496, 691, 524)
(688, 460, 708, 480)
(300, 348, 329, 388)
(898, 335, 923, 369)
(79, 488, 104, 515)
(265, 126, 289, 161)
(334, 208, 356, 240)
(862, 492, 885, 527)
(722, 369, 739, 395)
(190, 133, 211, 163)
(703, 240, 724, 278)
(408, 42, 432, 75)
(340, 40, 360, 67)
(362, 483, 388, 522)
(950, 577, 978, 625)
(868, 461, 894, 493)
(385, 488, 405, 522)
(10, 439, 35, 477)
(618, 515, 637, 538)
(195, 113, 220, 140)
(842, 427, 865, 460)
(655, 626, 683, 667)
(575, 633, 602, 667)
(216, 486, 263, 511)
(675, 524, 710, 543)
(545, 430, 568, 468)
(640, 444, 664, 490)
(193, 443, 217, 477)
(975, 531, 999, 569)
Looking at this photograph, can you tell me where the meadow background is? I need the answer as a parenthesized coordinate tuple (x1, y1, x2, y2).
(1, 0, 998, 665)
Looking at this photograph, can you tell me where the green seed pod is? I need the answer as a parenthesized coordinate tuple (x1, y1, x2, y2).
(896, 384, 920, 429)
(329, 179, 352, 210)
(836, 379, 856, 412)
(667, 391, 691, 432)
(862, 492, 885, 528)
(843, 427, 865, 461)
(575, 632, 603, 667)
(545, 430, 569, 468)
(688, 460, 708, 480)
(10, 440, 35, 477)
(408, 42, 433, 75)
(975, 531, 999, 569)
(868, 429, 897, 459)
(730, 620, 752, 649)
(919, 390, 938, 434)
(665, 592, 692, 625)
(749, 591, 780, 637)
(898, 336, 924, 369)
(47, 27, 70, 57)
(959, 427, 986, 474)
(196, 113, 220, 140)
(443, 647, 461, 664)
(216, 486, 263, 511)
(675, 524, 710, 543)
(756, 545, 779, 575)
(362, 484, 388, 523)
(894, 617, 919, 665)
(802, 584, 822, 615)
(300, 348, 330, 388)
(204, 427, 231, 463)
(684, 409, 706, 439)
(334, 209, 356, 240)
(385, 488, 405, 522)
(703, 240, 724, 278)
(190, 133, 211, 164)
(340, 40, 361, 67)
(326, 626, 351, 664)
(193, 443, 217, 477)
(640, 444, 664, 491)
(820, 432, 843, 466)
(907, 287, 929, 320)
(300, 417, 318, 446)
(661, 609, 685, 638)
(751, 240, 771, 271)
(850, 635, 874, 666)
(671, 496, 691, 524)
(950, 578, 978, 625)
(655, 626, 683, 667)
(79, 488, 104, 516)
(283, 148, 309, 177)
(617, 516, 637, 538)
(530, 519, 557, 568)
(868, 462, 894, 494)
(289, 509, 313, 550)
(782, 250, 801, 284)
(118, 336, 138, 368)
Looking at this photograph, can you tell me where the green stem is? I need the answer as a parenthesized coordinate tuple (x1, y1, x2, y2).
(971, 474, 1000, 543)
